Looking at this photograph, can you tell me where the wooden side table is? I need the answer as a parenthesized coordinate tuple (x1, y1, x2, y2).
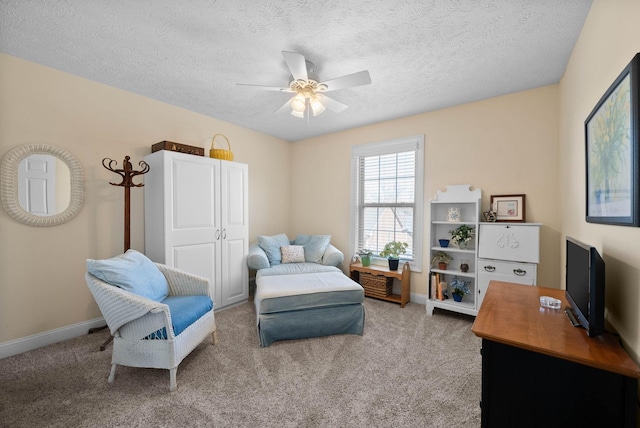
(349, 262, 410, 307)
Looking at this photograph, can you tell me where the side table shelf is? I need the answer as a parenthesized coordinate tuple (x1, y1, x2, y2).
(349, 262, 410, 308)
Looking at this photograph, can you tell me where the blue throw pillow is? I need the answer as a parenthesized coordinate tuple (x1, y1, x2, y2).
(87, 249, 169, 302)
(258, 233, 290, 266)
(294, 234, 331, 263)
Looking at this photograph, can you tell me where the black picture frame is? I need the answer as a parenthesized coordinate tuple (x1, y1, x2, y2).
(585, 53, 640, 226)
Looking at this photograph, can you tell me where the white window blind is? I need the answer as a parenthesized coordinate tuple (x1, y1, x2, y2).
(351, 135, 424, 270)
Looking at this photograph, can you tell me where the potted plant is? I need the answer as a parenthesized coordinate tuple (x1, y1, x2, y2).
(379, 241, 408, 270)
(450, 276, 470, 302)
(431, 251, 453, 270)
(449, 224, 475, 250)
(358, 249, 373, 267)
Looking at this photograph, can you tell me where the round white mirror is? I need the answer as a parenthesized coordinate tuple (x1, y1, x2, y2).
(1, 144, 83, 227)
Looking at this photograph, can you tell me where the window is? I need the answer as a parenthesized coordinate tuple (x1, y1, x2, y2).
(351, 135, 424, 271)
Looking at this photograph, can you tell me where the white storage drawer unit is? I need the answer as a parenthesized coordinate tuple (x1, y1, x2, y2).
(477, 222, 541, 309)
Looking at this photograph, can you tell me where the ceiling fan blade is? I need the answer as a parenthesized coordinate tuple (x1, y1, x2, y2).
(318, 94, 348, 113)
(275, 96, 295, 113)
(320, 70, 371, 92)
(282, 51, 308, 82)
(236, 83, 293, 92)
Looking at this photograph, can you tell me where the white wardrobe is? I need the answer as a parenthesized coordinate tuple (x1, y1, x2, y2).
(143, 150, 249, 310)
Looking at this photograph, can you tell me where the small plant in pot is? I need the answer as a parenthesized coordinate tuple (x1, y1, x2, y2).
(450, 276, 470, 302)
(431, 251, 453, 270)
(358, 249, 374, 267)
(449, 224, 475, 250)
(379, 241, 408, 270)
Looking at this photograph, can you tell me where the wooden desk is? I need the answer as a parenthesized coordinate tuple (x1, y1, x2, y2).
(349, 262, 410, 307)
(472, 281, 640, 427)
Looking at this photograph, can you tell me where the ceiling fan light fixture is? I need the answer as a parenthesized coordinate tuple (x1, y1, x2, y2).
(291, 93, 306, 112)
(310, 95, 326, 116)
(238, 51, 371, 120)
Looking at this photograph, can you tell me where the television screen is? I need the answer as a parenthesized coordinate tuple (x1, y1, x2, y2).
(565, 237, 605, 337)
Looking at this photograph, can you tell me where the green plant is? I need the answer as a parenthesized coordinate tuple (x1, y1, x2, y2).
(449, 224, 475, 246)
(431, 251, 453, 266)
(358, 249, 373, 257)
(450, 276, 470, 297)
(379, 241, 408, 259)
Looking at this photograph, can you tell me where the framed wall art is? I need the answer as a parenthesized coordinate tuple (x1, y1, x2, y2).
(490, 194, 526, 222)
(585, 52, 640, 226)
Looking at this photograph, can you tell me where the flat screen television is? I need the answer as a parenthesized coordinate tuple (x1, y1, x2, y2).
(565, 237, 605, 337)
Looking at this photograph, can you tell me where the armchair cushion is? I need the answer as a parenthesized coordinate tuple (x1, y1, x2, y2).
(258, 233, 290, 266)
(294, 234, 331, 263)
(147, 295, 213, 339)
(86, 249, 169, 302)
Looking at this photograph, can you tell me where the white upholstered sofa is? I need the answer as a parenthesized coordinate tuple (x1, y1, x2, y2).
(248, 234, 365, 347)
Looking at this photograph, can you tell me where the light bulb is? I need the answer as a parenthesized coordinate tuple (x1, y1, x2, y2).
(291, 93, 306, 112)
(310, 95, 326, 116)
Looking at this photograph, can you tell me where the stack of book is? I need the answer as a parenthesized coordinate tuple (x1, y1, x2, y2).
(430, 272, 449, 300)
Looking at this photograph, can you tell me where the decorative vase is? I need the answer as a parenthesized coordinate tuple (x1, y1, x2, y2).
(457, 241, 468, 250)
(453, 294, 463, 302)
(483, 210, 497, 222)
(438, 239, 450, 248)
(460, 260, 469, 273)
(438, 262, 448, 270)
(361, 255, 371, 267)
(388, 258, 400, 271)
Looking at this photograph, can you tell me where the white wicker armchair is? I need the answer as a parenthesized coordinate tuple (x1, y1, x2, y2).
(86, 263, 218, 391)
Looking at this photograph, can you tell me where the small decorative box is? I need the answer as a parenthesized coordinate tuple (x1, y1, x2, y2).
(151, 141, 204, 156)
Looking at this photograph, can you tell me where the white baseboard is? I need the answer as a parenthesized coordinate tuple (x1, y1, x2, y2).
(411, 292, 428, 306)
(0, 317, 106, 360)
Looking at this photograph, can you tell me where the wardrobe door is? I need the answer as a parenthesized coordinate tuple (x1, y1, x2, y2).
(145, 151, 222, 301)
(219, 161, 248, 307)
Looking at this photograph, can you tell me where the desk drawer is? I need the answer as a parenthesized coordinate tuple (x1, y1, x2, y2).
(478, 259, 536, 283)
(477, 259, 537, 309)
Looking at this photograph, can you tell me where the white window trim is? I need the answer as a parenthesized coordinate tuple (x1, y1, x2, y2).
(350, 135, 424, 272)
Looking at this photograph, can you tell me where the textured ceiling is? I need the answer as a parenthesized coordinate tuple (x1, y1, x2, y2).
(0, 0, 592, 142)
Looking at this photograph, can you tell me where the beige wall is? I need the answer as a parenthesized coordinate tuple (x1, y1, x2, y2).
(3, 0, 640, 364)
(291, 85, 560, 297)
(559, 0, 640, 359)
(0, 53, 292, 343)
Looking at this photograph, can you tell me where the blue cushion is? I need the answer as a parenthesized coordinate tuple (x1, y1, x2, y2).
(148, 295, 213, 339)
(87, 249, 169, 302)
(258, 233, 290, 266)
(294, 234, 331, 263)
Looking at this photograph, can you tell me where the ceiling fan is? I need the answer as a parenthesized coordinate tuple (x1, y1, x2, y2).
(237, 51, 371, 119)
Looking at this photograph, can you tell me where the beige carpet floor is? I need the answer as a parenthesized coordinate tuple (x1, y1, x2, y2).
(0, 298, 481, 428)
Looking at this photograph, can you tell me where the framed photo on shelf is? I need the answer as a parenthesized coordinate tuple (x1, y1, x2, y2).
(585, 53, 640, 226)
(490, 194, 526, 222)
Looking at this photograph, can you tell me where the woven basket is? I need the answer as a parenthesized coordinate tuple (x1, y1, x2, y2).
(209, 134, 234, 161)
(359, 272, 393, 297)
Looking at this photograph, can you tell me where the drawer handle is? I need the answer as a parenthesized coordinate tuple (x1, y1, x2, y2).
(514, 268, 526, 276)
(483, 265, 495, 272)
